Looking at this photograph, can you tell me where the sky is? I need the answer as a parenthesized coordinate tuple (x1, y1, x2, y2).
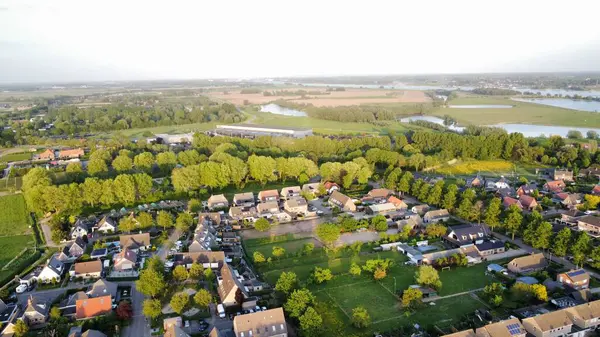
(1, 0, 600, 83)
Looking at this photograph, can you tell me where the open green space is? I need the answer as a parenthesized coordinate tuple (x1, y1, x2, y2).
(0, 235, 36, 281)
(0, 194, 31, 236)
(0, 151, 32, 163)
(245, 237, 319, 258)
(436, 96, 600, 127)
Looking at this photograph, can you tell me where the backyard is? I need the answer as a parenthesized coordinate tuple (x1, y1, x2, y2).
(245, 235, 496, 335)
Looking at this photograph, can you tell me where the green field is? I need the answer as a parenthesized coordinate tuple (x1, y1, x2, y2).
(0, 152, 32, 163)
(437, 96, 600, 127)
(0, 194, 31, 236)
(246, 236, 496, 335)
(0, 235, 36, 281)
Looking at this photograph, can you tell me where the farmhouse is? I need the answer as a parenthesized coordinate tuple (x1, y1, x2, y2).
(233, 308, 287, 337)
(518, 195, 538, 211)
(503, 196, 523, 210)
(557, 269, 590, 290)
(39, 149, 56, 160)
(208, 194, 229, 210)
(361, 188, 393, 204)
(71, 220, 90, 239)
(38, 255, 65, 283)
(120, 233, 151, 252)
(423, 209, 450, 223)
(576, 215, 600, 237)
(215, 124, 313, 138)
(58, 148, 84, 159)
(233, 192, 255, 207)
(466, 174, 485, 188)
(328, 191, 356, 212)
(507, 253, 548, 274)
(258, 190, 279, 203)
(411, 204, 430, 215)
(280, 186, 301, 200)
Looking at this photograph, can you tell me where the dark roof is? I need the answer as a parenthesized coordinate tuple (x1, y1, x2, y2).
(475, 240, 504, 251)
(447, 224, 486, 244)
(578, 215, 600, 228)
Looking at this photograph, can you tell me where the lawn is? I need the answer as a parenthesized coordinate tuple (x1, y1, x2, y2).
(0, 234, 36, 283)
(0, 152, 32, 163)
(0, 194, 32, 236)
(434, 160, 515, 175)
(434, 96, 600, 128)
(245, 237, 320, 258)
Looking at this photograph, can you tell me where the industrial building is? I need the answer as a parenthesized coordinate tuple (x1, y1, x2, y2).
(214, 124, 313, 138)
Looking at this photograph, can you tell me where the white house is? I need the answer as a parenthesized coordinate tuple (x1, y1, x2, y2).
(38, 256, 65, 283)
(96, 216, 117, 234)
(70, 221, 89, 239)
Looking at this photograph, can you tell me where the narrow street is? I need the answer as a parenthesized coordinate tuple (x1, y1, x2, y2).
(122, 283, 149, 337)
(156, 229, 181, 261)
(39, 217, 58, 247)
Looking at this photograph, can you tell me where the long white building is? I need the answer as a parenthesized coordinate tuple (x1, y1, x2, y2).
(215, 124, 313, 138)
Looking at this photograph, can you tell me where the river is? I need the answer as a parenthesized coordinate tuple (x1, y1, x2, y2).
(512, 98, 600, 112)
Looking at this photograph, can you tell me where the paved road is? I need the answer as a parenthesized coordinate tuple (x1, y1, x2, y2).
(122, 283, 150, 337)
(156, 229, 181, 261)
(39, 217, 58, 247)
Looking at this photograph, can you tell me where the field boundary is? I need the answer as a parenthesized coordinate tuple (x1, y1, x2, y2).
(324, 291, 351, 319)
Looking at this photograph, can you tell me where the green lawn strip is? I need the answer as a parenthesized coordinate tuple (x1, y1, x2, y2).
(326, 281, 400, 322)
(0, 194, 31, 236)
(436, 263, 494, 296)
(245, 238, 317, 258)
(0, 152, 32, 163)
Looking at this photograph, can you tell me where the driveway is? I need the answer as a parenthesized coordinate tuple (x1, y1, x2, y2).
(241, 217, 330, 239)
(39, 217, 58, 247)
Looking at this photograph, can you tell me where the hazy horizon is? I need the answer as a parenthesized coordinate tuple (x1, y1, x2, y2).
(2, 0, 600, 84)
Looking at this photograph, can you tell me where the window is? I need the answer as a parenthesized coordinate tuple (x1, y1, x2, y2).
(272, 326, 276, 332)
(280, 324, 284, 330)
(241, 333, 244, 337)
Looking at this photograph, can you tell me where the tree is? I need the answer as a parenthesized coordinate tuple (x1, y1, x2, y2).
(50, 306, 61, 320)
(134, 152, 155, 173)
(587, 130, 599, 140)
(112, 155, 133, 173)
(156, 211, 173, 230)
(552, 227, 572, 257)
(442, 184, 458, 210)
(316, 222, 341, 248)
(313, 267, 333, 284)
(284, 288, 315, 318)
(401, 288, 423, 309)
(370, 215, 388, 232)
(136, 267, 166, 298)
(87, 158, 109, 176)
(189, 263, 204, 279)
(22, 167, 52, 191)
(156, 151, 177, 173)
(137, 212, 153, 229)
(484, 198, 502, 230)
(571, 232, 591, 267)
(531, 284, 548, 302)
(194, 289, 213, 308)
(254, 218, 271, 232)
(142, 299, 162, 319)
(13, 319, 29, 337)
(176, 212, 194, 232)
(374, 268, 387, 280)
(170, 292, 189, 314)
(272, 246, 286, 259)
(457, 189, 475, 220)
(532, 222, 553, 250)
(427, 181, 444, 206)
(188, 199, 202, 213)
(172, 265, 189, 282)
(397, 172, 413, 194)
(275, 271, 297, 294)
(119, 217, 137, 233)
(66, 161, 83, 176)
(591, 246, 600, 268)
(299, 307, 323, 336)
(415, 265, 442, 290)
(253, 251, 266, 263)
(116, 301, 134, 320)
(248, 155, 276, 185)
(114, 174, 136, 205)
(425, 223, 447, 238)
(351, 306, 371, 328)
(349, 263, 362, 277)
(204, 268, 215, 281)
(483, 283, 504, 307)
(302, 242, 314, 255)
(505, 204, 523, 240)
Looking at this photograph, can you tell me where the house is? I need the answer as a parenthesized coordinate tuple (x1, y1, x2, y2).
(559, 209, 585, 225)
(257, 201, 280, 215)
(90, 248, 108, 260)
(397, 214, 422, 231)
(366, 202, 397, 215)
(76, 295, 112, 320)
(411, 204, 430, 215)
(113, 249, 137, 271)
(495, 187, 516, 198)
(79, 330, 108, 337)
(68, 237, 87, 258)
(552, 169, 574, 182)
(38, 255, 65, 283)
(229, 206, 258, 223)
(522, 309, 573, 337)
(199, 212, 222, 226)
(58, 148, 84, 159)
(208, 194, 229, 210)
(164, 324, 190, 337)
(96, 216, 117, 234)
(555, 193, 582, 209)
(72, 260, 102, 280)
(328, 191, 356, 212)
(59, 291, 89, 317)
(475, 240, 505, 257)
(579, 166, 600, 179)
(70, 220, 90, 239)
(519, 195, 538, 211)
(39, 149, 56, 160)
(323, 181, 340, 194)
(218, 264, 248, 307)
(23, 296, 49, 326)
(516, 276, 539, 285)
(576, 215, 600, 237)
(475, 318, 526, 337)
(222, 232, 239, 245)
(564, 300, 600, 331)
(233, 307, 287, 337)
(593, 185, 600, 196)
(387, 196, 408, 210)
(557, 269, 590, 290)
(517, 184, 537, 197)
(467, 174, 485, 188)
(119, 233, 151, 252)
(441, 331, 477, 337)
(173, 251, 226, 269)
(233, 192, 255, 207)
(445, 224, 486, 247)
(361, 188, 394, 204)
(423, 209, 450, 223)
(257, 190, 279, 203)
(283, 197, 308, 215)
(503, 196, 523, 210)
(0, 299, 18, 325)
(543, 180, 566, 193)
(302, 183, 321, 196)
(280, 186, 301, 200)
(398, 244, 423, 264)
(163, 316, 183, 330)
(507, 253, 548, 274)
(87, 279, 118, 299)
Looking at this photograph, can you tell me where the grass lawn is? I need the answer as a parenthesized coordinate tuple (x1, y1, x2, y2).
(434, 160, 516, 175)
(0, 194, 31, 236)
(435, 96, 600, 128)
(245, 237, 319, 258)
(0, 152, 32, 163)
(0, 235, 35, 282)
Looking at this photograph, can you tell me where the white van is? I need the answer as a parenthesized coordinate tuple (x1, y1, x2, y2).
(217, 304, 226, 318)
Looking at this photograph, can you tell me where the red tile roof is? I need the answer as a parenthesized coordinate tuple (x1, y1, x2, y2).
(76, 295, 112, 319)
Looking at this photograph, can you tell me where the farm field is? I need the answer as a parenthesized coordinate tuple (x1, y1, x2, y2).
(434, 96, 600, 127)
(0, 235, 36, 282)
(0, 194, 32, 236)
(246, 235, 497, 335)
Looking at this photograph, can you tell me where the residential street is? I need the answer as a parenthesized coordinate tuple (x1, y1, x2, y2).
(156, 229, 181, 261)
(122, 283, 150, 337)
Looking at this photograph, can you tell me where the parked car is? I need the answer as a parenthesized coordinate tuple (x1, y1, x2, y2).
(16, 284, 28, 294)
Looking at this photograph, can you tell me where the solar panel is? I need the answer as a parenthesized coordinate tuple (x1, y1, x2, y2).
(506, 323, 523, 336)
(567, 269, 586, 277)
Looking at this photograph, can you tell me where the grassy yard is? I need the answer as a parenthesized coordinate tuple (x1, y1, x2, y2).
(0, 235, 35, 282)
(0, 194, 32, 236)
(0, 151, 32, 163)
(435, 96, 600, 128)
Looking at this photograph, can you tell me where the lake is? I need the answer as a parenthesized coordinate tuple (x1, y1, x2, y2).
(261, 103, 307, 117)
(448, 105, 513, 109)
(512, 98, 600, 112)
(399, 115, 600, 138)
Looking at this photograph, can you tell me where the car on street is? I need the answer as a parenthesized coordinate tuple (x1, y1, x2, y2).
(16, 284, 28, 293)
